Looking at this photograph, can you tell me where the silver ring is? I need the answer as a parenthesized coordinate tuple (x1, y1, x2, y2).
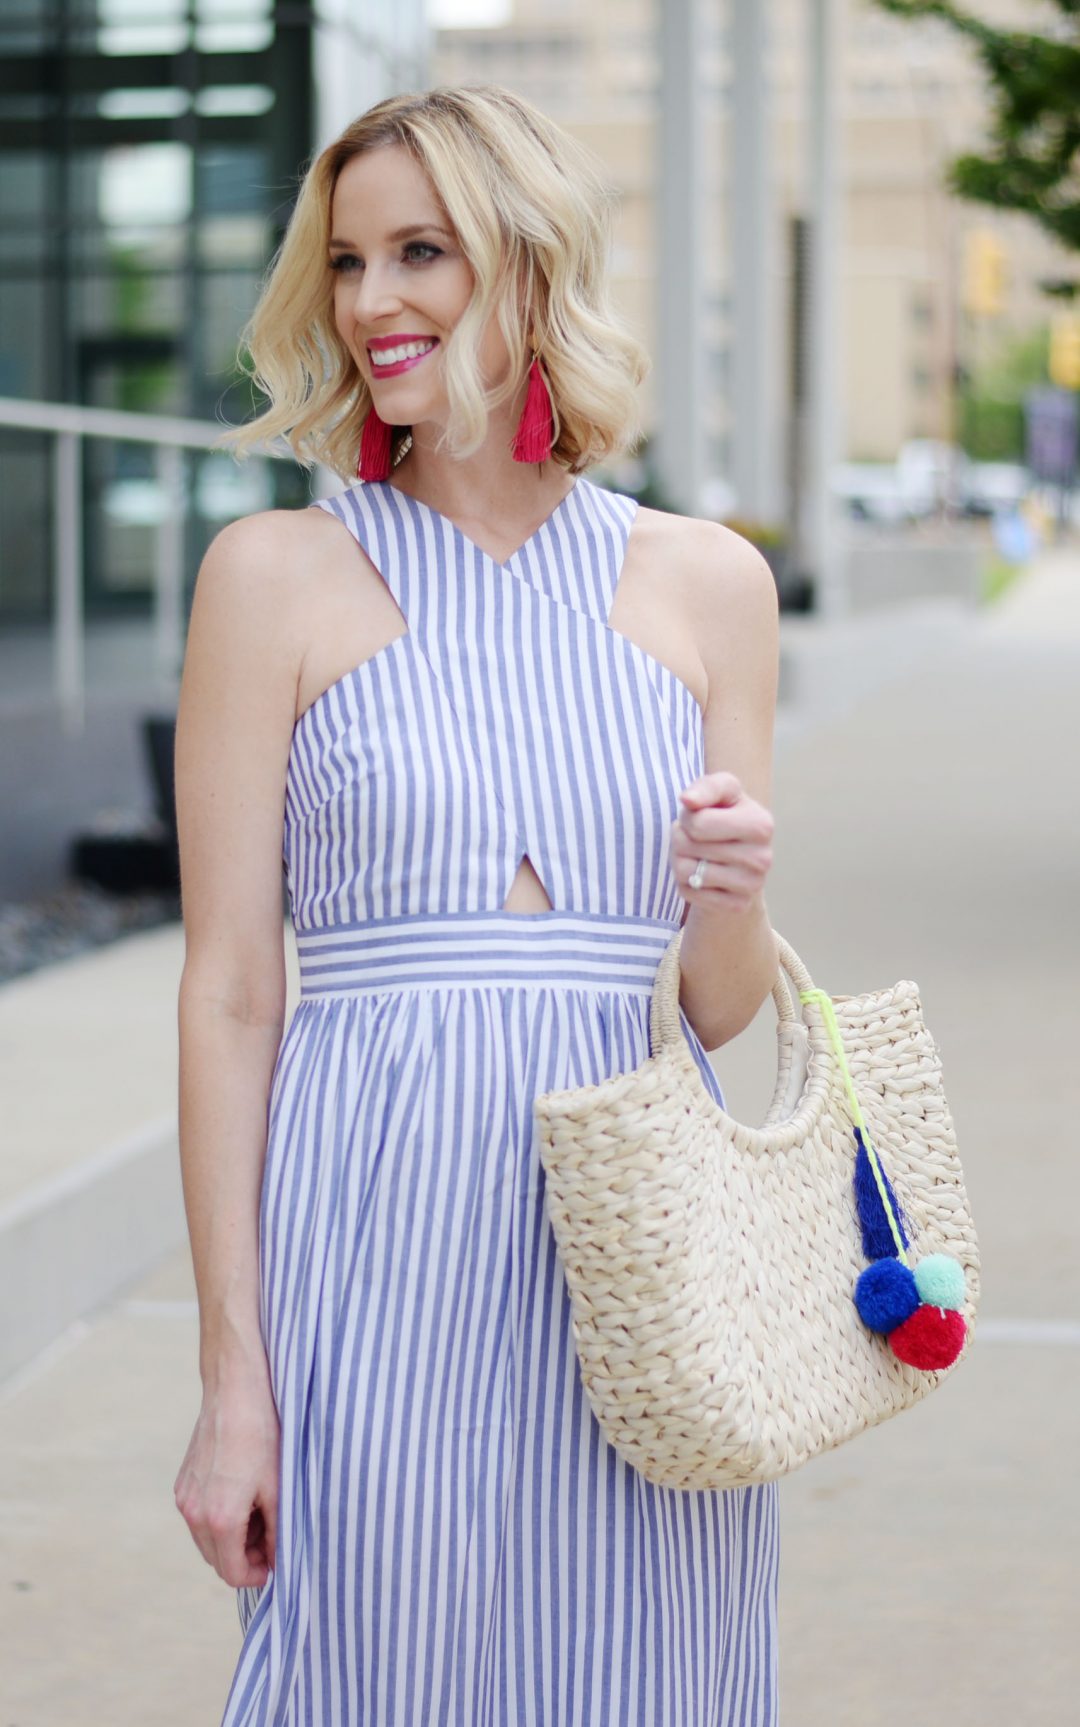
(688, 858, 707, 890)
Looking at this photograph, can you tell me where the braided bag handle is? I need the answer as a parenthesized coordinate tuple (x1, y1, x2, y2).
(649, 926, 813, 1068)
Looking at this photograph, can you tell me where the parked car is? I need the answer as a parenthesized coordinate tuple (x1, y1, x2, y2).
(833, 443, 1030, 523)
(831, 462, 910, 524)
(895, 439, 971, 516)
(960, 461, 1031, 518)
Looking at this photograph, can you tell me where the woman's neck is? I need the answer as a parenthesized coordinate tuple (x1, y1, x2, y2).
(387, 434, 575, 532)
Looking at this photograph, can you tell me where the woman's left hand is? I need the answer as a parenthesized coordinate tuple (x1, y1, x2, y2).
(670, 771, 774, 914)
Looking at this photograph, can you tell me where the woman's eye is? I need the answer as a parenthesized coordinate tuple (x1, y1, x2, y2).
(329, 244, 441, 275)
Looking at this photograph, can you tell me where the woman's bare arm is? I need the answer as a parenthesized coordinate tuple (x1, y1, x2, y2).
(172, 507, 308, 1585)
(670, 520, 780, 1051)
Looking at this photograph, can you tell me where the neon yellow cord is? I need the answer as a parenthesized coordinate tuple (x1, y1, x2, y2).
(799, 987, 909, 1266)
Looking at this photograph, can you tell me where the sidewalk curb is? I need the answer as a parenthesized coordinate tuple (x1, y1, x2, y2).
(0, 1115, 185, 1383)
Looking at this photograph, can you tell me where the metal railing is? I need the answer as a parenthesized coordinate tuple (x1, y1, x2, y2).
(0, 396, 286, 735)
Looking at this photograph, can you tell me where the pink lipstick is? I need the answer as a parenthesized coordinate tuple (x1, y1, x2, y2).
(367, 336, 440, 379)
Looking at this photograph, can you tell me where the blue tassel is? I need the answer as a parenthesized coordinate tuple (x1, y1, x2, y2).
(853, 1128, 910, 1261)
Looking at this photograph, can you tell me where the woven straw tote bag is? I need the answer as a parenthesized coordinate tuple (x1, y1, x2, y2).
(534, 928, 980, 1491)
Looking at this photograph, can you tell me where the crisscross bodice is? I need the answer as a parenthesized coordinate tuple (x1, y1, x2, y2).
(283, 475, 703, 930)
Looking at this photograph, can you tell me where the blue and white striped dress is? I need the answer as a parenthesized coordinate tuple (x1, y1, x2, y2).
(223, 474, 779, 1726)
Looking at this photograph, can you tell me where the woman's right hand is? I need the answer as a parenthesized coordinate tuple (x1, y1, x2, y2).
(174, 1360, 281, 1589)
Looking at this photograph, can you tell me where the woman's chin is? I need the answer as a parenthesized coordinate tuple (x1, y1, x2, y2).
(370, 380, 436, 415)
(372, 394, 446, 434)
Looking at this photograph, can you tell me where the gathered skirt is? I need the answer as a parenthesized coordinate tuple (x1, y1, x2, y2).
(222, 912, 779, 1727)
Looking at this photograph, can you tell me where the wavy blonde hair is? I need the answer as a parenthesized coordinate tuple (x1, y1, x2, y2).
(220, 84, 650, 478)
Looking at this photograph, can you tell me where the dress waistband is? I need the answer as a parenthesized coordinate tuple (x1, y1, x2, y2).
(295, 910, 678, 998)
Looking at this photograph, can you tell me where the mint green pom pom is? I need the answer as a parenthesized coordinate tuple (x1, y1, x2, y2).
(914, 1253, 966, 1311)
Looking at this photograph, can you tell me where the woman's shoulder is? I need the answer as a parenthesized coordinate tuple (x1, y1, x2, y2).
(627, 502, 776, 606)
(191, 502, 365, 675)
(621, 505, 778, 727)
(205, 498, 344, 566)
(198, 499, 362, 607)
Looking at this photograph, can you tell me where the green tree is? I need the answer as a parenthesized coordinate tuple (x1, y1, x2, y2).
(962, 324, 1051, 457)
(871, 0, 1080, 299)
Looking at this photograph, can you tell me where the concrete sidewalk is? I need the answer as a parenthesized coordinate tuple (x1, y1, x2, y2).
(2, 545, 1078, 1725)
(723, 542, 1080, 1724)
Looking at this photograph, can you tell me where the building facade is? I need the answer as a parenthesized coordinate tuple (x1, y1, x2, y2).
(0, 0, 428, 629)
(434, 0, 1073, 478)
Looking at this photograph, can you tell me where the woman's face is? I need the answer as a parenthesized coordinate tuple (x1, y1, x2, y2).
(329, 143, 515, 433)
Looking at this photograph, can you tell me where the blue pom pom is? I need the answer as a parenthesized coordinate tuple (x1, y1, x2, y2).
(913, 1252, 966, 1311)
(855, 1257, 920, 1333)
(853, 1129, 911, 1261)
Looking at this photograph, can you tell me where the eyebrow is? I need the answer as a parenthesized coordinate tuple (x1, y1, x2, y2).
(328, 224, 455, 249)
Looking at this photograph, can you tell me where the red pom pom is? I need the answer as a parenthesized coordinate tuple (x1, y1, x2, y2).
(888, 1304, 966, 1370)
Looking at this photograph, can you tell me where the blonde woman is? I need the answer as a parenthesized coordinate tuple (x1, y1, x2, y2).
(173, 84, 780, 1726)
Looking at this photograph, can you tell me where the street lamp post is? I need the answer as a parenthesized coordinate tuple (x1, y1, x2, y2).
(655, 0, 707, 517)
(802, 0, 848, 619)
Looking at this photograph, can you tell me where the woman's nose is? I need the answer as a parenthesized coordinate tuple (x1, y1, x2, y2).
(349, 263, 402, 322)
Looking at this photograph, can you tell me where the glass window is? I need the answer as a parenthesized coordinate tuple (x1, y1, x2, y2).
(65, 145, 192, 278)
(428, 0, 510, 25)
(194, 0, 273, 53)
(196, 147, 269, 217)
(0, 0, 50, 55)
(95, 89, 191, 121)
(70, 223, 188, 271)
(0, 93, 50, 122)
(0, 278, 49, 398)
(97, 143, 193, 229)
(195, 449, 274, 523)
(0, 430, 51, 621)
(0, 231, 50, 268)
(196, 148, 271, 267)
(200, 269, 262, 382)
(197, 214, 270, 269)
(71, 269, 185, 338)
(91, 0, 189, 57)
(0, 152, 47, 220)
(193, 86, 275, 118)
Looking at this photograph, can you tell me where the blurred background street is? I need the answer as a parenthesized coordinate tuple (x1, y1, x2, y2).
(2, 1, 1078, 1724)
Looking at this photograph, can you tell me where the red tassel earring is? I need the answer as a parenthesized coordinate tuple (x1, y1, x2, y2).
(357, 405, 393, 482)
(512, 352, 554, 464)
